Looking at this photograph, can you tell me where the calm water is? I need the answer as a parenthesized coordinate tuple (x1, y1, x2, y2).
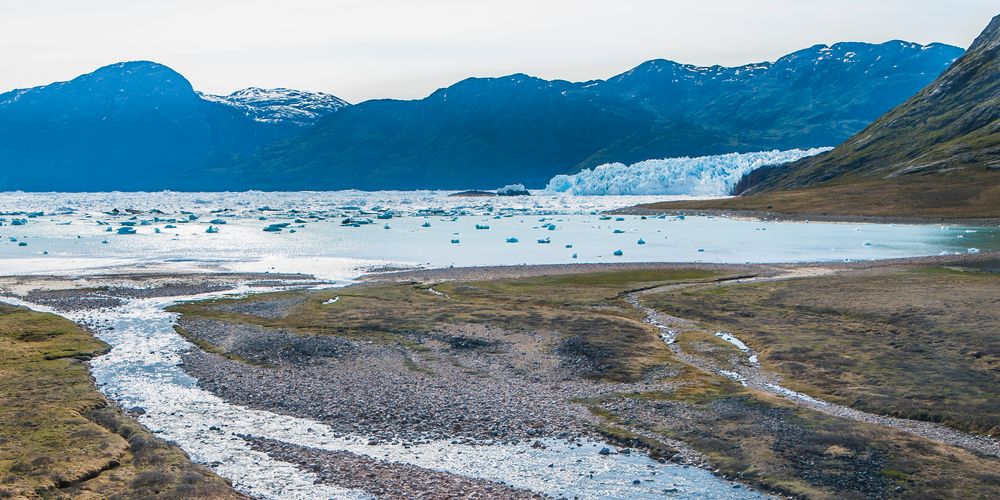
(0, 191, 995, 277)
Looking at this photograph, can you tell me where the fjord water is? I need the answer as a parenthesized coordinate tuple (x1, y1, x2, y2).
(0, 191, 996, 277)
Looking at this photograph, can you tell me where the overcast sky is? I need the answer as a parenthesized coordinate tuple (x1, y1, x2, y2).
(1, 1, 996, 102)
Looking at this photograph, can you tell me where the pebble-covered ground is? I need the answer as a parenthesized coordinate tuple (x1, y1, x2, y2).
(179, 318, 621, 444)
(245, 437, 543, 499)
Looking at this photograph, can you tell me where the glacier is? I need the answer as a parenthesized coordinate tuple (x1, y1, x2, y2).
(545, 148, 831, 196)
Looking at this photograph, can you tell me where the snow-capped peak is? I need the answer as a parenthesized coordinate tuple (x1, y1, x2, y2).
(199, 87, 349, 126)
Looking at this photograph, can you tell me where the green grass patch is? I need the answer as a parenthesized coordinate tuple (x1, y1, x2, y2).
(0, 303, 239, 498)
(170, 268, 740, 382)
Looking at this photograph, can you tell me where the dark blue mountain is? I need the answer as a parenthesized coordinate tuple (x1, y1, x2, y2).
(209, 41, 963, 191)
(0, 41, 963, 191)
(0, 62, 346, 191)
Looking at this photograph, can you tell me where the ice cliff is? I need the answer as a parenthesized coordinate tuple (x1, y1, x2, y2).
(545, 148, 831, 196)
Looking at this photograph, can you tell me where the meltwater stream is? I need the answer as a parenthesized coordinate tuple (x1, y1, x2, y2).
(4, 287, 765, 499)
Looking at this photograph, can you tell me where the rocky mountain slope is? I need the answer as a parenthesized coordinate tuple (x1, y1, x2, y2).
(644, 14, 999, 220)
(199, 87, 349, 126)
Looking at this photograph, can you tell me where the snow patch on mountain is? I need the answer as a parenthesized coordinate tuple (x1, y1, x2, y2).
(545, 148, 832, 196)
(199, 87, 349, 126)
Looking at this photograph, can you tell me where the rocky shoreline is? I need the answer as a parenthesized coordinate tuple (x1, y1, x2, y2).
(608, 205, 1000, 227)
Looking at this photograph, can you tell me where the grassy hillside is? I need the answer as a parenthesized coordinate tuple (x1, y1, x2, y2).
(0, 302, 240, 499)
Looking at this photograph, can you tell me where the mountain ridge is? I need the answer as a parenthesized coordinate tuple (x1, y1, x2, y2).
(0, 41, 964, 191)
(211, 39, 961, 191)
(0, 61, 350, 191)
(636, 15, 1000, 220)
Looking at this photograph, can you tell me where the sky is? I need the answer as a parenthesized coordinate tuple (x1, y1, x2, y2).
(1, 1, 996, 103)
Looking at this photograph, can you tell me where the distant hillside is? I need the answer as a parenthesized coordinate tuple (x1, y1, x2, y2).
(0, 62, 347, 191)
(203, 41, 962, 191)
(642, 14, 999, 220)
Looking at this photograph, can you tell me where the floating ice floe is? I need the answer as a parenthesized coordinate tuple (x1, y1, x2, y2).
(263, 223, 290, 232)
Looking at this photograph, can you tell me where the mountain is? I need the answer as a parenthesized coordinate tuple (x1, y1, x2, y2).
(199, 87, 349, 126)
(208, 41, 963, 191)
(0, 62, 348, 191)
(644, 14, 999, 220)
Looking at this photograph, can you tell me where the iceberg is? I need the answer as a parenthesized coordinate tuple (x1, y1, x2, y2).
(545, 148, 831, 196)
(497, 184, 529, 196)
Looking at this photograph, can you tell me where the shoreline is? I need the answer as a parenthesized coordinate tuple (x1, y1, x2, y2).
(608, 205, 1000, 227)
(359, 251, 1000, 283)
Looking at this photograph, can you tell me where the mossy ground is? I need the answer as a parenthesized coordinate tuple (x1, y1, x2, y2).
(0, 303, 240, 499)
(170, 268, 729, 382)
(642, 263, 1000, 437)
(171, 264, 1000, 498)
(589, 370, 1000, 499)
